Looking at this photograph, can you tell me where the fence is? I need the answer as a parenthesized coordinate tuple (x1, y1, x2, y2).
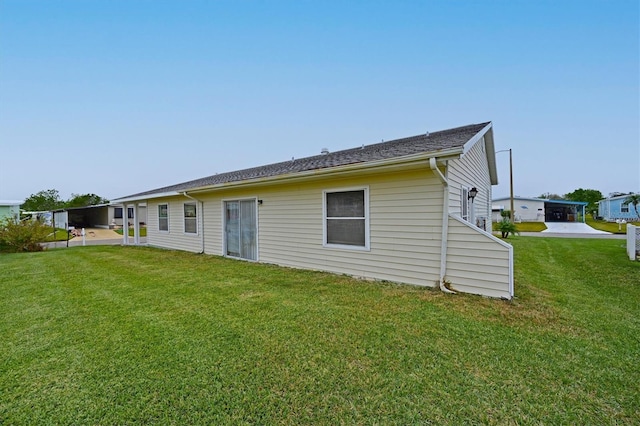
(627, 224, 639, 261)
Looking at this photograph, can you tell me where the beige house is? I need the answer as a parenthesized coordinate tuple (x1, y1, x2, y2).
(114, 122, 513, 299)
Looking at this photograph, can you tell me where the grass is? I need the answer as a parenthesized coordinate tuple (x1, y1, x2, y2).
(1, 240, 638, 424)
(114, 227, 148, 237)
(513, 221, 547, 232)
(587, 217, 640, 234)
(44, 227, 73, 242)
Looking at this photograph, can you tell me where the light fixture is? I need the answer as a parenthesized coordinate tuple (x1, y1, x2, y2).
(468, 187, 478, 201)
(258, 200, 263, 205)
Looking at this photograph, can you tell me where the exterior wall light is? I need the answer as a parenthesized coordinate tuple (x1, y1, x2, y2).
(468, 187, 478, 201)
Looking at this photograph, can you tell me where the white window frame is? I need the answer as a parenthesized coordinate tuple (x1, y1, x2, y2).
(183, 202, 198, 234)
(322, 186, 370, 251)
(621, 202, 629, 213)
(158, 203, 169, 232)
(221, 197, 259, 261)
(461, 186, 470, 221)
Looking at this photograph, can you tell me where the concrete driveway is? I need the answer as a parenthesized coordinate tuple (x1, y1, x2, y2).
(518, 222, 624, 239)
(541, 222, 611, 234)
(44, 228, 147, 248)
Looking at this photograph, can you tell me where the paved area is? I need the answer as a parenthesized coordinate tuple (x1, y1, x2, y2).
(541, 222, 611, 234)
(519, 222, 624, 239)
(44, 228, 147, 249)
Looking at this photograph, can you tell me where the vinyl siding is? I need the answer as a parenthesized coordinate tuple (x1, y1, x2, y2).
(141, 162, 513, 298)
(446, 215, 513, 299)
(146, 198, 202, 253)
(447, 136, 493, 231)
(191, 169, 445, 287)
(598, 196, 640, 221)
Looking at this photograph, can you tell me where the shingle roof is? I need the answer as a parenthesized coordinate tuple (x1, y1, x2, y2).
(121, 122, 490, 199)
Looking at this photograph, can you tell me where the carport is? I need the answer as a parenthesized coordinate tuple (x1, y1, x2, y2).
(54, 204, 112, 229)
(543, 199, 587, 223)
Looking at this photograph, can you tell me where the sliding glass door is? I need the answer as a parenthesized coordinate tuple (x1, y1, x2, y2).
(224, 199, 257, 261)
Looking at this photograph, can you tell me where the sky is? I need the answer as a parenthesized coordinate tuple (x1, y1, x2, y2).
(1, 0, 638, 203)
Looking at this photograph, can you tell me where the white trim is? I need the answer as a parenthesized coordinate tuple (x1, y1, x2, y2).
(221, 197, 259, 261)
(462, 122, 492, 155)
(158, 203, 169, 233)
(449, 214, 514, 299)
(183, 202, 198, 235)
(322, 186, 370, 251)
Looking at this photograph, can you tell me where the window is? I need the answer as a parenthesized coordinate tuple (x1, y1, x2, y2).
(115, 207, 134, 219)
(323, 188, 369, 249)
(461, 187, 469, 221)
(621, 203, 629, 213)
(184, 203, 197, 234)
(158, 204, 169, 231)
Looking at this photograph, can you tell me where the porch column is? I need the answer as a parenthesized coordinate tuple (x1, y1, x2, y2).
(122, 205, 129, 245)
(133, 204, 140, 245)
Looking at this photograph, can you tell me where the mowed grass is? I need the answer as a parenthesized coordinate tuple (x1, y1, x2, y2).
(1, 239, 638, 424)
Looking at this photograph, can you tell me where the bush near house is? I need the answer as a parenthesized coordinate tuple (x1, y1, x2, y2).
(0, 218, 50, 252)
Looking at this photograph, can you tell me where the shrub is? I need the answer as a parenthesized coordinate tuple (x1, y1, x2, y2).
(0, 217, 50, 252)
(496, 219, 519, 238)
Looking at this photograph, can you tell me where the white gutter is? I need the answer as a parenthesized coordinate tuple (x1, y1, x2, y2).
(183, 192, 205, 254)
(429, 157, 456, 295)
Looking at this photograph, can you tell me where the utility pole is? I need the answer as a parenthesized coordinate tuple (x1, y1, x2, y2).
(509, 148, 514, 223)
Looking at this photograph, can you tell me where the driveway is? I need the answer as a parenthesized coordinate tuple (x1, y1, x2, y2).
(520, 222, 625, 239)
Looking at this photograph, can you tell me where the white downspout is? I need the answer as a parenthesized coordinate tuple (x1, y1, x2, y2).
(429, 157, 456, 294)
(183, 192, 205, 254)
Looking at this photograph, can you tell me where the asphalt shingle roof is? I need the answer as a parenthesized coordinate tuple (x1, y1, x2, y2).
(122, 122, 490, 199)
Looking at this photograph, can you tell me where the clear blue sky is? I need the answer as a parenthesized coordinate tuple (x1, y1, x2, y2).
(1, 0, 638, 202)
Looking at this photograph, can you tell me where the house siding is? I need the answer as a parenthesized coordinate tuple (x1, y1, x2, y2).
(598, 196, 640, 222)
(447, 136, 493, 231)
(0, 205, 20, 221)
(446, 215, 513, 299)
(146, 169, 445, 287)
(146, 198, 202, 253)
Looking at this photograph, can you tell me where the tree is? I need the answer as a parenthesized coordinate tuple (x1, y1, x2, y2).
(624, 194, 640, 219)
(21, 189, 64, 211)
(564, 188, 603, 215)
(66, 193, 110, 208)
(538, 192, 563, 200)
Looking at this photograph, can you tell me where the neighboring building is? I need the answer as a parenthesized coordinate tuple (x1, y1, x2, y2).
(598, 194, 640, 222)
(492, 197, 587, 223)
(114, 122, 514, 299)
(53, 204, 148, 229)
(0, 200, 22, 221)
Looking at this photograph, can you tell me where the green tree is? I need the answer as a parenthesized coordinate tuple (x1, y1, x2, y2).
(538, 192, 562, 200)
(65, 193, 110, 208)
(21, 189, 64, 211)
(624, 194, 640, 218)
(564, 188, 603, 215)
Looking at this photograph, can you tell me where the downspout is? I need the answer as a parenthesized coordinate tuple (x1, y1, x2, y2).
(429, 157, 456, 294)
(183, 192, 205, 254)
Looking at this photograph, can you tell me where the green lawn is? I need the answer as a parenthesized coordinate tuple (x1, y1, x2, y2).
(513, 221, 547, 232)
(1, 240, 638, 424)
(587, 217, 640, 234)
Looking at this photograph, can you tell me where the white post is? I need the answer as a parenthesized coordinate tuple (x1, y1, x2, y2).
(82, 228, 86, 246)
(628, 225, 637, 261)
(123, 205, 129, 245)
(133, 204, 140, 245)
